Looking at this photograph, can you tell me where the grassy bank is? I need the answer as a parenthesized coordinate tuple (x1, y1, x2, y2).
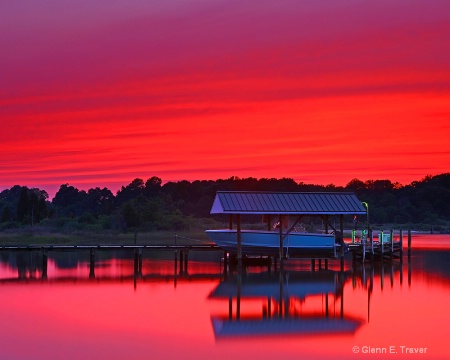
(0, 227, 213, 246)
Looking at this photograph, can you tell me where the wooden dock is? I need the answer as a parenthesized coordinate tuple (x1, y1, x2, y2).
(0, 228, 412, 280)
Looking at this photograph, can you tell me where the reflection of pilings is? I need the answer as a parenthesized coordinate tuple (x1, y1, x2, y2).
(400, 256, 403, 285)
(174, 251, 178, 287)
(236, 273, 241, 320)
(42, 250, 48, 279)
(179, 249, 189, 274)
(408, 253, 412, 287)
(133, 248, 143, 277)
(368, 285, 371, 323)
(278, 271, 283, 317)
(390, 262, 394, 287)
(89, 249, 95, 279)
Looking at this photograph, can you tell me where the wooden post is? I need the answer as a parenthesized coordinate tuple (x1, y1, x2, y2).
(370, 229, 374, 260)
(180, 250, 184, 273)
(237, 214, 242, 272)
(138, 248, 143, 274)
(362, 237, 366, 263)
(325, 259, 328, 270)
(229, 215, 233, 230)
(311, 259, 316, 272)
(399, 229, 403, 256)
(134, 249, 139, 275)
(279, 214, 283, 266)
(174, 250, 178, 285)
(184, 250, 189, 273)
(408, 228, 412, 256)
(390, 229, 394, 259)
(42, 250, 48, 279)
(89, 249, 95, 279)
(267, 215, 271, 231)
(223, 251, 228, 273)
(339, 215, 344, 258)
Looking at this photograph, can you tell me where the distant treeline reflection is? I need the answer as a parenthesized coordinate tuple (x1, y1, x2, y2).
(1, 174, 449, 232)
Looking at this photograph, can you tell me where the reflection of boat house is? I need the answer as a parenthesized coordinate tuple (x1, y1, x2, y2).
(207, 191, 367, 264)
(209, 270, 364, 338)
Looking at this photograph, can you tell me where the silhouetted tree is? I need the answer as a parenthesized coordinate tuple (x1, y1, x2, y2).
(16, 187, 29, 222)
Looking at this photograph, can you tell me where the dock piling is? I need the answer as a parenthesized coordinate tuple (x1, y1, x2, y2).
(390, 229, 394, 259)
(89, 249, 95, 278)
(42, 250, 48, 279)
(408, 229, 412, 257)
(399, 229, 403, 256)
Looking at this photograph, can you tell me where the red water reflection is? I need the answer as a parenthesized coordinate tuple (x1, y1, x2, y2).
(0, 235, 449, 359)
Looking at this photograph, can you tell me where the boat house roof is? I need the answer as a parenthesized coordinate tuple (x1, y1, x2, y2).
(210, 191, 367, 215)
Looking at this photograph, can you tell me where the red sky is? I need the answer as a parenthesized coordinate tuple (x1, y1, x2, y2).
(1, 0, 450, 197)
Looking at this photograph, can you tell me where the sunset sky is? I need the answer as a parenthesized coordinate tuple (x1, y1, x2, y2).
(1, 0, 449, 198)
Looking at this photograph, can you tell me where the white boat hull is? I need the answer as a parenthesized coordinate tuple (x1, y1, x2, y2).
(205, 230, 338, 257)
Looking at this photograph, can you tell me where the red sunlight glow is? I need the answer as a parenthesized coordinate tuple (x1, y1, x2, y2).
(1, 0, 449, 196)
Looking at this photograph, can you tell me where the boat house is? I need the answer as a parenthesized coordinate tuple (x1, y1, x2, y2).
(208, 191, 367, 263)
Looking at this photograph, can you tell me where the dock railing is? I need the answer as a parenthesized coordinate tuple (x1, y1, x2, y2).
(350, 228, 408, 262)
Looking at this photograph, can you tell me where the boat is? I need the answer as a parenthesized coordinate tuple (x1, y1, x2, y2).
(205, 229, 342, 258)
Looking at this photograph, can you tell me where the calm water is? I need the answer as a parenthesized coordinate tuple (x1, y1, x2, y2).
(1, 234, 449, 360)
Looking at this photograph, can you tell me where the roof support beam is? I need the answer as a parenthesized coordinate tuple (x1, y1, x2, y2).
(281, 215, 303, 243)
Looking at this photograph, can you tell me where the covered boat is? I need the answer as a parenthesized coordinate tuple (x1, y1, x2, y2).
(206, 191, 367, 259)
(205, 229, 339, 257)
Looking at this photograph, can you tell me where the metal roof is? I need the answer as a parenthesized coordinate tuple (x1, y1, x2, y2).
(210, 191, 367, 215)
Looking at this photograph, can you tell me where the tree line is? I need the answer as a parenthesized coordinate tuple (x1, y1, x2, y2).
(1, 173, 449, 232)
